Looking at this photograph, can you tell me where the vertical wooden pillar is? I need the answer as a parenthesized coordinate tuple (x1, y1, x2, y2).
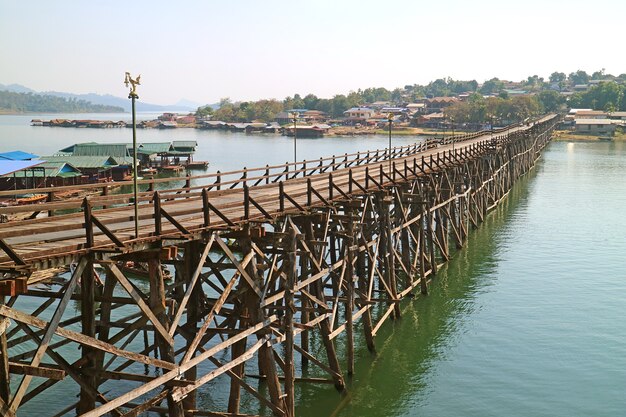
(77, 256, 96, 414)
(344, 207, 355, 375)
(305, 221, 344, 391)
(148, 257, 184, 417)
(0, 296, 10, 405)
(378, 194, 400, 319)
(284, 226, 297, 417)
(356, 237, 376, 352)
(299, 237, 310, 368)
(183, 241, 201, 412)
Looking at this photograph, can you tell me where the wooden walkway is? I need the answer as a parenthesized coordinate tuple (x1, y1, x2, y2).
(0, 116, 552, 273)
(0, 115, 560, 417)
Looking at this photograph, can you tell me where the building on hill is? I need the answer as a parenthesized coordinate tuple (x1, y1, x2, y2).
(425, 97, 458, 113)
(343, 107, 376, 125)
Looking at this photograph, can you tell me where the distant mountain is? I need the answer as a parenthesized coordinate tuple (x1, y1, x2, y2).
(42, 91, 198, 113)
(0, 90, 125, 113)
(0, 83, 201, 113)
(0, 83, 36, 94)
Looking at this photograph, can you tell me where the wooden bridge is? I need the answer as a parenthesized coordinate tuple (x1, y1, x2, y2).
(0, 114, 559, 417)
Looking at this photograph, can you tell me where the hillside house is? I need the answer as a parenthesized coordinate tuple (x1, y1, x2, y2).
(343, 107, 375, 125)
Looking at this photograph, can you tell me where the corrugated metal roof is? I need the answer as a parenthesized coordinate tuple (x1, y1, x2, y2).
(0, 160, 45, 176)
(575, 119, 613, 125)
(72, 143, 129, 158)
(139, 143, 173, 153)
(172, 141, 197, 149)
(0, 151, 39, 161)
(7, 161, 82, 178)
(42, 155, 119, 169)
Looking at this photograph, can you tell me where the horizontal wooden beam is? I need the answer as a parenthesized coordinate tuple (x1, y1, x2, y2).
(8, 362, 66, 380)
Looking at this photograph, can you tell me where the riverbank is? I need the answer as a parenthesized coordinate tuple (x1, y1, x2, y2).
(552, 130, 626, 141)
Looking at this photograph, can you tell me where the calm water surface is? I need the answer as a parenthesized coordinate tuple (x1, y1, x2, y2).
(2, 115, 625, 416)
(297, 140, 626, 417)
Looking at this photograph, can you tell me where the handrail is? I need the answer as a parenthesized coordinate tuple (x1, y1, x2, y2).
(0, 116, 553, 217)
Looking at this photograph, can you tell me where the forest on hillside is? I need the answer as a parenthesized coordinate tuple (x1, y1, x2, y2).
(0, 90, 124, 113)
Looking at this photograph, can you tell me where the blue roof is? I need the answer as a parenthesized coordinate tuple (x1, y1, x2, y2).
(0, 151, 39, 161)
(0, 160, 45, 176)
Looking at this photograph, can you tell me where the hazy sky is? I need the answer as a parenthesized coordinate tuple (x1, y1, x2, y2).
(1, 0, 623, 106)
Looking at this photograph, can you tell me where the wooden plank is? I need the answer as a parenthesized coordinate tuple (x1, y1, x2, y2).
(0, 318, 10, 336)
(8, 362, 66, 380)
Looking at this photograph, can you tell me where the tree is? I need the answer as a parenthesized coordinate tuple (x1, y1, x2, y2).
(549, 72, 566, 84)
(479, 78, 504, 95)
(537, 90, 564, 112)
(195, 105, 214, 118)
(568, 70, 589, 86)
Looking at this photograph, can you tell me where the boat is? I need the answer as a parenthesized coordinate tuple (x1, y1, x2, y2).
(16, 194, 47, 205)
(598, 136, 613, 141)
(186, 161, 209, 169)
(140, 167, 158, 175)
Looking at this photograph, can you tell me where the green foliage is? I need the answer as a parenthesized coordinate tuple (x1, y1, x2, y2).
(568, 70, 590, 86)
(445, 95, 541, 124)
(195, 105, 214, 118)
(567, 82, 625, 111)
(549, 72, 567, 84)
(479, 78, 504, 95)
(423, 77, 478, 97)
(211, 99, 283, 123)
(0, 90, 124, 113)
(537, 90, 565, 112)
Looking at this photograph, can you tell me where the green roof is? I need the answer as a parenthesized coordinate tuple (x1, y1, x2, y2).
(42, 155, 119, 169)
(72, 143, 130, 158)
(172, 141, 197, 150)
(139, 143, 173, 153)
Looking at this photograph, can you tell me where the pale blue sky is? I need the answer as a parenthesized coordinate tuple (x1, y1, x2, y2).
(1, 0, 623, 105)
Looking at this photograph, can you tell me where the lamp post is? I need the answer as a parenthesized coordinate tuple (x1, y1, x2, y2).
(450, 116, 455, 151)
(387, 113, 393, 171)
(290, 112, 299, 165)
(124, 72, 140, 239)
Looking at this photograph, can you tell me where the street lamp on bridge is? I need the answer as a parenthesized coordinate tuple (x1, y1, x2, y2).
(124, 72, 140, 239)
(387, 113, 393, 171)
(290, 111, 299, 165)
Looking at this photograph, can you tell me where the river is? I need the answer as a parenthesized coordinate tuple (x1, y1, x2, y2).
(2, 114, 625, 416)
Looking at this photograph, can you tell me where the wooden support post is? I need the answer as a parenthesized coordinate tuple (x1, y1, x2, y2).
(148, 257, 184, 417)
(183, 241, 202, 412)
(0, 296, 9, 405)
(284, 226, 297, 417)
(344, 207, 356, 375)
(305, 221, 345, 391)
(356, 233, 376, 352)
(77, 255, 96, 414)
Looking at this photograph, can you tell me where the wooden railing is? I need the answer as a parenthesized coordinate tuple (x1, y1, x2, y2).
(0, 124, 522, 218)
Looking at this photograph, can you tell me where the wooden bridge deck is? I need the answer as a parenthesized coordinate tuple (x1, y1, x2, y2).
(0, 115, 560, 417)
(0, 118, 550, 273)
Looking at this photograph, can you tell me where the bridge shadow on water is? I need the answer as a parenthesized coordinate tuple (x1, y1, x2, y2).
(290, 164, 542, 417)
